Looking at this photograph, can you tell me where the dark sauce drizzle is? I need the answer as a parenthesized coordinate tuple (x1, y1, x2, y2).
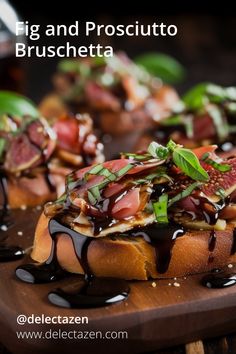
(0, 171, 24, 262)
(130, 223, 185, 273)
(208, 230, 217, 263)
(201, 268, 236, 288)
(16, 217, 130, 308)
(48, 277, 129, 309)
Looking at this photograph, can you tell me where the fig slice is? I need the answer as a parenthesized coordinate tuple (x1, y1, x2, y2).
(4, 134, 42, 173)
(201, 157, 236, 201)
(26, 120, 48, 149)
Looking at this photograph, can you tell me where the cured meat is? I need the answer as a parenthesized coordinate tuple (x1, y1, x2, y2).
(53, 116, 80, 153)
(85, 82, 120, 111)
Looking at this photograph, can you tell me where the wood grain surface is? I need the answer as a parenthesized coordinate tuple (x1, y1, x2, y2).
(0, 209, 236, 354)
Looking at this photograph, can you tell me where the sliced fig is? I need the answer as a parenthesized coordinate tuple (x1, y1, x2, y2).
(4, 134, 42, 173)
(26, 120, 47, 148)
(201, 157, 236, 200)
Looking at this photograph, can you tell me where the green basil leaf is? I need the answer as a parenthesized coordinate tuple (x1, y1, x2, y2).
(173, 148, 209, 181)
(160, 114, 183, 126)
(201, 152, 231, 172)
(58, 59, 90, 77)
(148, 141, 169, 159)
(206, 84, 236, 103)
(168, 182, 201, 207)
(184, 115, 194, 138)
(88, 185, 102, 205)
(215, 187, 226, 200)
(121, 152, 150, 161)
(153, 194, 168, 223)
(55, 193, 67, 204)
(183, 83, 210, 111)
(225, 102, 236, 113)
(0, 91, 39, 118)
(116, 163, 134, 177)
(0, 138, 6, 159)
(135, 53, 185, 84)
(206, 105, 229, 141)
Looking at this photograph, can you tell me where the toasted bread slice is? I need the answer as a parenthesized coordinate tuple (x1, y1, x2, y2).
(31, 213, 236, 280)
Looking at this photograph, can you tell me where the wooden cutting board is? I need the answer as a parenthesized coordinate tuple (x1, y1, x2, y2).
(0, 209, 236, 354)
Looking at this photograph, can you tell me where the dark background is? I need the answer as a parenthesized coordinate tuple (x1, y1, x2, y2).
(6, 1, 236, 102)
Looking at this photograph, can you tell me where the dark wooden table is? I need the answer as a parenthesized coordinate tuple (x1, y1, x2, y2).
(1, 336, 236, 354)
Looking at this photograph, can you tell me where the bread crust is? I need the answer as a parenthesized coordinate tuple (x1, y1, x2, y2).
(31, 213, 236, 280)
(7, 175, 57, 209)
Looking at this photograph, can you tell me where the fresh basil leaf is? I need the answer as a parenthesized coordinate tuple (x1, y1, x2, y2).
(0, 138, 6, 159)
(153, 194, 168, 223)
(184, 115, 194, 138)
(88, 185, 102, 205)
(168, 182, 201, 207)
(58, 59, 90, 77)
(166, 139, 178, 151)
(134, 53, 185, 84)
(93, 56, 107, 67)
(206, 105, 229, 141)
(121, 152, 150, 161)
(173, 148, 209, 181)
(148, 141, 169, 159)
(201, 152, 231, 172)
(87, 164, 104, 175)
(225, 102, 236, 113)
(160, 115, 183, 126)
(87, 190, 97, 205)
(215, 187, 226, 200)
(55, 193, 67, 204)
(86, 163, 134, 204)
(183, 83, 210, 111)
(0, 91, 39, 118)
(116, 163, 134, 177)
(206, 84, 236, 103)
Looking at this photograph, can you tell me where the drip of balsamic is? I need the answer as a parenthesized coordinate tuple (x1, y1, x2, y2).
(16, 217, 130, 308)
(208, 230, 217, 252)
(191, 193, 228, 225)
(0, 246, 24, 262)
(151, 184, 170, 200)
(48, 277, 130, 308)
(0, 172, 24, 262)
(15, 239, 67, 283)
(0, 172, 9, 229)
(15, 218, 90, 283)
(208, 230, 217, 263)
(88, 216, 115, 236)
(130, 223, 185, 273)
(201, 269, 236, 288)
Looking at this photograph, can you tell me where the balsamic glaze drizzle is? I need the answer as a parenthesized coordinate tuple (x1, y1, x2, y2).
(0, 172, 24, 262)
(130, 223, 185, 273)
(16, 217, 130, 308)
(48, 277, 130, 308)
(201, 269, 236, 288)
(208, 230, 217, 263)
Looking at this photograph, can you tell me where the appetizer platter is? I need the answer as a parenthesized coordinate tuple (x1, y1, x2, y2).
(0, 53, 236, 354)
